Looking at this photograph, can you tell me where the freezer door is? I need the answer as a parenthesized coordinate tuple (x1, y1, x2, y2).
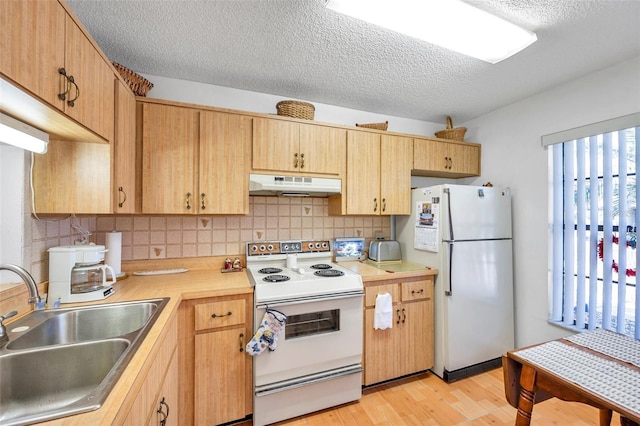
(444, 185, 512, 240)
(442, 239, 514, 372)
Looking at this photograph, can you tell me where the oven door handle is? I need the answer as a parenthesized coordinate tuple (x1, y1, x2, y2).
(255, 364, 363, 397)
(256, 290, 364, 309)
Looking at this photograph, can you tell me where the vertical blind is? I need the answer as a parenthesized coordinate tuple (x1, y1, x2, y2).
(549, 120, 639, 339)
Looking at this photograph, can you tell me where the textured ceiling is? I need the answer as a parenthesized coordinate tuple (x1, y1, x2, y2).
(67, 0, 640, 123)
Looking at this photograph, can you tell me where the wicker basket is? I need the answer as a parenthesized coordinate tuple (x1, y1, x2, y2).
(276, 100, 315, 120)
(355, 121, 388, 131)
(435, 116, 466, 141)
(112, 62, 154, 96)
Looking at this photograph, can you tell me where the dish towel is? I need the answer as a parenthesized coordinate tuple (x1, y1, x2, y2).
(374, 293, 393, 330)
(246, 309, 287, 356)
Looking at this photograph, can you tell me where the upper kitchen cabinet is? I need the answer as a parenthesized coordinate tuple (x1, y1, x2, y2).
(252, 117, 345, 176)
(330, 131, 412, 215)
(137, 100, 251, 214)
(413, 138, 481, 178)
(113, 80, 136, 213)
(0, 0, 114, 143)
(138, 102, 199, 214)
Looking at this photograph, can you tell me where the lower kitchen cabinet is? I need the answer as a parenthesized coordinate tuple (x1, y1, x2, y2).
(363, 277, 434, 386)
(122, 319, 178, 425)
(178, 294, 253, 425)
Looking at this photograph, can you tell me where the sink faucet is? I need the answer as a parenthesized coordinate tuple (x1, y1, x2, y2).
(0, 264, 42, 304)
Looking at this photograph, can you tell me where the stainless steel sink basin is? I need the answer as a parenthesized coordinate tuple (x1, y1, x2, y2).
(0, 298, 169, 425)
(7, 301, 159, 350)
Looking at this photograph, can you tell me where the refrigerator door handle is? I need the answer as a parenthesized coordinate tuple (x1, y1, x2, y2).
(444, 188, 454, 241)
(445, 241, 453, 296)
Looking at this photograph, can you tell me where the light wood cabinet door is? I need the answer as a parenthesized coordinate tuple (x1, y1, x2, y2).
(364, 304, 402, 385)
(0, 0, 65, 109)
(33, 139, 111, 214)
(298, 124, 345, 175)
(413, 138, 481, 177)
(140, 103, 199, 214)
(380, 135, 412, 215)
(346, 130, 380, 214)
(252, 118, 299, 172)
(149, 350, 179, 426)
(194, 329, 247, 425)
(113, 80, 136, 213)
(63, 14, 115, 142)
(200, 111, 251, 214)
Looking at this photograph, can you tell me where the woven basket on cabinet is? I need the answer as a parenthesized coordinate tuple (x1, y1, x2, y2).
(276, 100, 315, 120)
(435, 116, 466, 141)
(112, 61, 154, 96)
(355, 121, 388, 131)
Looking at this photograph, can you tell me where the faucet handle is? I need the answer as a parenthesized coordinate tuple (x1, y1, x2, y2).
(0, 310, 17, 322)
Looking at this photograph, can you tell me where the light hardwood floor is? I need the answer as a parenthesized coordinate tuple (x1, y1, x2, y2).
(239, 367, 622, 425)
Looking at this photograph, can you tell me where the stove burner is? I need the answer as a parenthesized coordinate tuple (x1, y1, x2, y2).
(314, 269, 345, 278)
(263, 274, 291, 283)
(258, 267, 283, 274)
(310, 263, 333, 270)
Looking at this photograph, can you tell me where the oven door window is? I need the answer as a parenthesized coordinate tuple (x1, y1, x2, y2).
(285, 309, 339, 339)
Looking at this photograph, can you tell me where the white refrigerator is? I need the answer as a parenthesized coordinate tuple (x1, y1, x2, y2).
(396, 184, 515, 382)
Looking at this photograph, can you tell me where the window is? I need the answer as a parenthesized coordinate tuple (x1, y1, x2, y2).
(548, 114, 639, 339)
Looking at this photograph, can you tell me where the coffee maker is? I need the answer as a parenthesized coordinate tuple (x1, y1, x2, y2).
(48, 245, 116, 304)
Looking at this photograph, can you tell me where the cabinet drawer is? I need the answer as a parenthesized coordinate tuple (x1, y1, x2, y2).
(195, 299, 246, 331)
(364, 283, 400, 307)
(401, 280, 433, 302)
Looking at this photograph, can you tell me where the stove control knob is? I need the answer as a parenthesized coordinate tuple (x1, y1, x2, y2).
(259, 245, 266, 252)
(315, 242, 321, 249)
(267, 244, 274, 251)
(283, 244, 289, 251)
(251, 245, 258, 252)
(308, 242, 314, 250)
(322, 242, 328, 249)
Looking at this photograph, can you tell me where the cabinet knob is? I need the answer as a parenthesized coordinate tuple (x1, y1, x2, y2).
(294, 152, 299, 168)
(186, 192, 192, 210)
(373, 198, 378, 212)
(382, 198, 386, 212)
(118, 186, 127, 208)
(58, 68, 71, 101)
(300, 153, 305, 169)
(239, 332, 245, 352)
(396, 309, 401, 324)
(411, 289, 424, 294)
(66, 75, 79, 107)
(157, 397, 170, 426)
(201, 193, 206, 210)
(402, 308, 406, 323)
(211, 311, 232, 319)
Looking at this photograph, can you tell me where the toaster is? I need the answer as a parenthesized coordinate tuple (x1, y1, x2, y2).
(368, 239, 402, 262)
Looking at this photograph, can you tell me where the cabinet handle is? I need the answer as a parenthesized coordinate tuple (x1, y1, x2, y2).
(58, 68, 71, 101)
(402, 308, 406, 323)
(300, 153, 305, 169)
(66, 75, 80, 107)
(396, 309, 401, 324)
(294, 152, 299, 168)
(239, 332, 245, 352)
(157, 397, 169, 426)
(373, 198, 378, 212)
(201, 193, 206, 210)
(211, 311, 232, 318)
(411, 289, 424, 294)
(117, 186, 127, 208)
(186, 192, 192, 210)
(382, 198, 386, 212)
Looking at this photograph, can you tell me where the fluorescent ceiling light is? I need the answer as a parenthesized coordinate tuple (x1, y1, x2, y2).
(0, 112, 49, 154)
(326, 0, 537, 64)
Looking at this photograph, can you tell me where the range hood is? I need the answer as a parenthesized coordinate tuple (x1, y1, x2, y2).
(249, 174, 341, 197)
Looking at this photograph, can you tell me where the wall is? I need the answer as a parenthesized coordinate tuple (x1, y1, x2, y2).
(463, 56, 640, 347)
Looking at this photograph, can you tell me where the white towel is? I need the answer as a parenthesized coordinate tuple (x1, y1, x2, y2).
(374, 292, 393, 330)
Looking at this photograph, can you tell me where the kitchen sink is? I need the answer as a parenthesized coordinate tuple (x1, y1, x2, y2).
(7, 300, 160, 350)
(0, 298, 169, 426)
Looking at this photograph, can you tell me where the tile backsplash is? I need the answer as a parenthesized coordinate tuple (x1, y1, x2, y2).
(27, 196, 390, 283)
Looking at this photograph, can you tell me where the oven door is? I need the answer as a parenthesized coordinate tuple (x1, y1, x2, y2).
(253, 291, 363, 387)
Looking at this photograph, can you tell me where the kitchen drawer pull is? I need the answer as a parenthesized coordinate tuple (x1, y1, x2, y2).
(294, 152, 299, 168)
(211, 311, 232, 318)
(300, 153, 305, 169)
(186, 192, 192, 210)
(402, 308, 406, 323)
(67, 75, 80, 107)
(239, 332, 244, 352)
(58, 68, 71, 101)
(118, 186, 127, 208)
(373, 198, 378, 212)
(396, 308, 400, 324)
(200, 192, 206, 210)
(411, 289, 424, 294)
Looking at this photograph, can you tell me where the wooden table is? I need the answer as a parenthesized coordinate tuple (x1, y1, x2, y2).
(503, 329, 640, 426)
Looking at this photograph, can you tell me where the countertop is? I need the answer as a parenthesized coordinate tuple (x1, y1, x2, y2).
(27, 260, 433, 424)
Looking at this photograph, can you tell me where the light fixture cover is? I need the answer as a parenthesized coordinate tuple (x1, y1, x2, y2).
(326, 0, 537, 63)
(0, 112, 49, 154)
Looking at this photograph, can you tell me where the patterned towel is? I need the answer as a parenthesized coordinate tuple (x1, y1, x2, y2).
(246, 309, 287, 356)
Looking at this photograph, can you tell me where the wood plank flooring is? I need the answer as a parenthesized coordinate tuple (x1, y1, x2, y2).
(237, 367, 623, 425)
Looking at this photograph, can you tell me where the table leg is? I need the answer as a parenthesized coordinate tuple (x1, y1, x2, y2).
(516, 365, 537, 426)
(599, 408, 612, 426)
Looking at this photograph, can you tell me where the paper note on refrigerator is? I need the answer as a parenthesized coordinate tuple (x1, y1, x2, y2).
(414, 200, 439, 252)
